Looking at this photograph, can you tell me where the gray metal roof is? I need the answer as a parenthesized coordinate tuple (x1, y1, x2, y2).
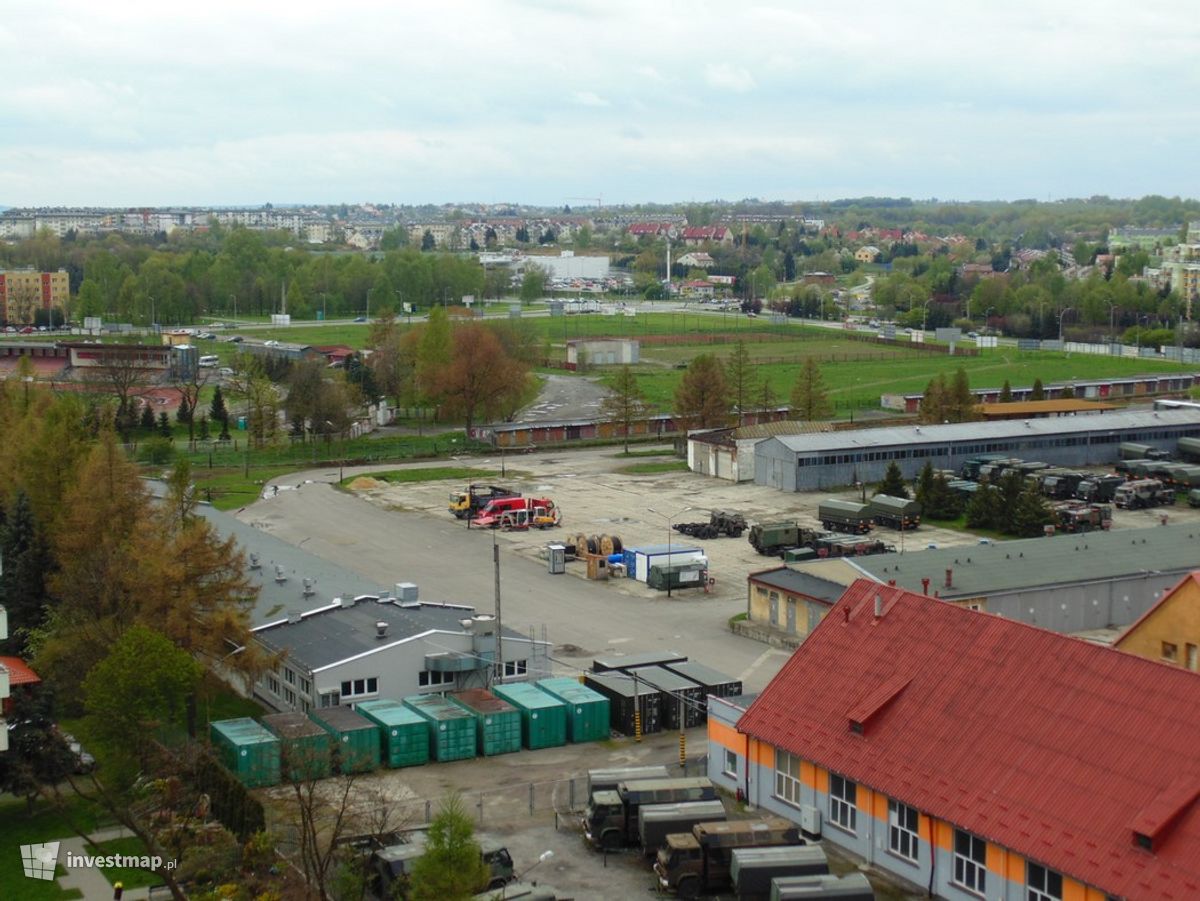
(253, 597, 488, 672)
(748, 567, 846, 603)
(842, 523, 1200, 598)
(762, 408, 1200, 454)
(197, 504, 384, 627)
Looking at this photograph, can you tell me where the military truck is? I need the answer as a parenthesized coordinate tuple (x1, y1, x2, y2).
(638, 800, 727, 855)
(1120, 442, 1171, 461)
(1053, 503, 1112, 533)
(1075, 474, 1124, 503)
(817, 500, 873, 535)
(449, 485, 519, 519)
(1038, 471, 1086, 499)
(582, 777, 716, 850)
(959, 452, 1010, 480)
(978, 458, 1023, 482)
(654, 817, 801, 896)
(586, 765, 671, 796)
(370, 832, 514, 897)
(731, 845, 830, 901)
(1114, 479, 1176, 510)
(748, 522, 824, 557)
(865, 494, 921, 530)
(674, 510, 747, 539)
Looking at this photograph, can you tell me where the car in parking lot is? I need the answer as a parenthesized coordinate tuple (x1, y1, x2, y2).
(353, 316, 368, 323)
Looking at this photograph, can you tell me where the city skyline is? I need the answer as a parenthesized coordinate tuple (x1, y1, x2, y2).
(2, 1, 1198, 207)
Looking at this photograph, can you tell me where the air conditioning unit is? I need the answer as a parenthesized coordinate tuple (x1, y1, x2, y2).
(800, 805, 822, 837)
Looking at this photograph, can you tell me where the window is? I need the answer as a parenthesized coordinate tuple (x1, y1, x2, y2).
(953, 829, 987, 894)
(300, 678, 310, 695)
(774, 750, 802, 806)
(339, 677, 379, 698)
(284, 668, 295, 685)
(1027, 862, 1063, 901)
(888, 800, 919, 862)
(418, 670, 451, 687)
(1162, 641, 1179, 662)
(267, 675, 280, 695)
(1188, 643, 1198, 671)
(724, 749, 738, 777)
(829, 774, 857, 833)
(504, 659, 528, 677)
(284, 687, 295, 705)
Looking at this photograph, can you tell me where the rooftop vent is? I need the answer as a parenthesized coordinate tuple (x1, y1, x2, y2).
(274, 564, 287, 584)
(287, 609, 302, 624)
(302, 578, 315, 598)
(375, 621, 389, 639)
(249, 553, 261, 570)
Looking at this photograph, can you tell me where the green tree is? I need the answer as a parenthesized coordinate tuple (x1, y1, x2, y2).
(408, 794, 490, 901)
(209, 384, 229, 425)
(964, 483, 1001, 530)
(949, 366, 977, 422)
(600, 366, 648, 453)
(421, 229, 436, 252)
(416, 306, 453, 412)
(519, 265, 547, 303)
(140, 402, 156, 431)
(788, 358, 833, 421)
(1011, 481, 1054, 537)
(673, 354, 731, 429)
(999, 379, 1013, 403)
(876, 461, 909, 499)
(725, 341, 758, 424)
(76, 278, 105, 318)
(919, 373, 949, 423)
(757, 378, 778, 412)
(0, 491, 53, 656)
(1031, 377, 1045, 401)
(1060, 384, 1075, 399)
(82, 625, 202, 778)
(157, 411, 172, 438)
(196, 414, 210, 441)
(379, 225, 410, 250)
(915, 463, 962, 520)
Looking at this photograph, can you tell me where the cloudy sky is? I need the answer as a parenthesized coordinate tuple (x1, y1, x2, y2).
(2, 0, 1197, 207)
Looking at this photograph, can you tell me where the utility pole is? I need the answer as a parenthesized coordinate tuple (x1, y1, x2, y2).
(493, 528, 503, 685)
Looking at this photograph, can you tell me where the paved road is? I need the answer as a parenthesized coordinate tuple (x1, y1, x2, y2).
(517, 373, 611, 423)
(241, 468, 790, 692)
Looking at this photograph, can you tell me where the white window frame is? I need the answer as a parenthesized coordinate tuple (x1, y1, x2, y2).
(774, 750, 802, 806)
(724, 748, 738, 777)
(504, 659, 528, 677)
(1027, 862, 1063, 901)
(339, 677, 379, 699)
(887, 799, 919, 863)
(829, 773, 857, 834)
(953, 829, 987, 895)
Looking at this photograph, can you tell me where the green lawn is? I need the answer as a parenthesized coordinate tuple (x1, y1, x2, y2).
(192, 465, 297, 510)
(0, 795, 110, 901)
(85, 836, 163, 890)
(616, 460, 689, 475)
(348, 466, 523, 486)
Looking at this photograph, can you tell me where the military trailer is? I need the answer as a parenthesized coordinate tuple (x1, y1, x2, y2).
(816, 500, 873, 535)
(769, 873, 876, 900)
(748, 521, 824, 557)
(1179, 436, 1200, 463)
(1190, 489, 1200, 508)
(731, 845, 831, 901)
(1039, 471, 1086, 499)
(1120, 441, 1171, 461)
(865, 494, 921, 530)
(586, 765, 671, 796)
(638, 800, 728, 856)
(654, 817, 801, 896)
(582, 777, 716, 850)
(959, 452, 1010, 480)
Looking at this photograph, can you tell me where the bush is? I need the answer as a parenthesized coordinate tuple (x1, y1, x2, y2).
(140, 436, 176, 464)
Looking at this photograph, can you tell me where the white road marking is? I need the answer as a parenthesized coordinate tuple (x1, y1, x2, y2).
(740, 647, 786, 684)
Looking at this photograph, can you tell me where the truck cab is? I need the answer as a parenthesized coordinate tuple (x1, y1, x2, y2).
(582, 790, 625, 849)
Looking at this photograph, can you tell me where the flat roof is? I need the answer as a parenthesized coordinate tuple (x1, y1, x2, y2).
(977, 399, 1118, 416)
(763, 408, 1200, 455)
(748, 567, 846, 604)
(840, 523, 1200, 597)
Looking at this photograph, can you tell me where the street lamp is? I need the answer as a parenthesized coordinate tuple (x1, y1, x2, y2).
(647, 506, 693, 598)
(507, 851, 554, 896)
(921, 298, 932, 335)
(1058, 306, 1074, 342)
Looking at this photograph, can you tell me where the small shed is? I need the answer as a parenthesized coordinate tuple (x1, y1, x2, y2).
(491, 682, 567, 749)
(261, 712, 332, 781)
(535, 677, 611, 742)
(209, 718, 281, 788)
(356, 698, 430, 768)
(309, 707, 381, 774)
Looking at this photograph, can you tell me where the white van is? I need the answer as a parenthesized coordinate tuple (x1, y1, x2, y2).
(199, 354, 220, 368)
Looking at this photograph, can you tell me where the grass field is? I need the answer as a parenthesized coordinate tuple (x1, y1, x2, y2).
(84, 836, 163, 890)
(345, 465, 525, 485)
(616, 460, 690, 474)
(0, 795, 108, 901)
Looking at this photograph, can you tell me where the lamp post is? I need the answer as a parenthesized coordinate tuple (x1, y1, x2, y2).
(507, 851, 554, 897)
(1059, 306, 1074, 342)
(1108, 303, 1117, 340)
(921, 298, 932, 335)
(230, 294, 237, 324)
(647, 506, 692, 598)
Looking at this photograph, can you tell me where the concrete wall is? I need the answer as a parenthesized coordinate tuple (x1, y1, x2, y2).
(748, 581, 830, 641)
(1115, 577, 1200, 668)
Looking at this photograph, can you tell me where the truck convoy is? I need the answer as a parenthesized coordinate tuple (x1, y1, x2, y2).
(449, 484, 519, 519)
(638, 800, 728, 855)
(1114, 479, 1177, 510)
(582, 777, 716, 850)
(654, 817, 801, 896)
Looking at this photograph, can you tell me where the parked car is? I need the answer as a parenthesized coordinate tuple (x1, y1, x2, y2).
(353, 316, 368, 323)
(60, 732, 96, 773)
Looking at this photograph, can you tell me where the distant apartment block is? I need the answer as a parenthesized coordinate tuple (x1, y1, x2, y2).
(0, 269, 69, 323)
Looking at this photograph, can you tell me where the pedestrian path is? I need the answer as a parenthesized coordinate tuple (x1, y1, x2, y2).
(55, 824, 158, 900)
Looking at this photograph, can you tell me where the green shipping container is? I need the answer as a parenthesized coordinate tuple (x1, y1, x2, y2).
(210, 718, 280, 788)
(261, 713, 332, 781)
(403, 695, 477, 762)
(492, 683, 567, 749)
(450, 689, 522, 756)
(356, 699, 430, 768)
(309, 707, 381, 774)
(535, 678, 610, 743)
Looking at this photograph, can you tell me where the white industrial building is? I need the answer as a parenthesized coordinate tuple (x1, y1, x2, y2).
(566, 338, 638, 368)
(688, 421, 834, 482)
(754, 408, 1200, 491)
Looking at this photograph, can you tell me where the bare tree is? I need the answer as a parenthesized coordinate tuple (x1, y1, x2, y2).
(86, 343, 152, 430)
(174, 364, 210, 444)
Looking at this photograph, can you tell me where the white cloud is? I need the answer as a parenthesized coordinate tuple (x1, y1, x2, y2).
(704, 63, 756, 93)
(572, 91, 610, 108)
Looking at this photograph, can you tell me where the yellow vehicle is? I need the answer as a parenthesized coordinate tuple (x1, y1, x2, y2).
(448, 485, 519, 519)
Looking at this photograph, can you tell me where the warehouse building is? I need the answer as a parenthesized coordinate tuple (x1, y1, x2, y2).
(754, 407, 1200, 491)
(715, 580, 1200, 901)
(880, 372, 1200, 413)
(766, 522, 1200, 636)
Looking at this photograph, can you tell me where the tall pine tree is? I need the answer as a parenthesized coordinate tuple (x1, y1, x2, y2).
(876, 461, 909, 499)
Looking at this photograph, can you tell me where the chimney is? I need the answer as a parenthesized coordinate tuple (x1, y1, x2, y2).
(375, 621, 389, 639)
(842, 607, 850, 623)
(921, 577, 930, 595)
(873, 594, 883, 619)
(887, 579, 896, 587)
(945, 568, 954, 589)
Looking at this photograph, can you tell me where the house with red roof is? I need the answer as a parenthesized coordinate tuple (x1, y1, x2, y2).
(627, 222, 673, 238)
(680, 226, 732, 246)
(711, 578, 1200, 900)
(0, 655, 41, 716)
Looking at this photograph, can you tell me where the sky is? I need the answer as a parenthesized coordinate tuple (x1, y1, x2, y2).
(1, 0, 1197, 208)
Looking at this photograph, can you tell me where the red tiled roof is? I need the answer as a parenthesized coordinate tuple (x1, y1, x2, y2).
(737, 579, 1200, 898)
(680, 226, 728, 240)
(0, 656, 41, 686)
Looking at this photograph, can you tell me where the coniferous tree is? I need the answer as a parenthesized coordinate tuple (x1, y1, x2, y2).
(965, 482, 1002, 530)
(0, 491, 53, 655)
(674, 354, 731, 429)
(919, 373, 948, 423)
(140, 402, 155, 430)
(158, 411, 172, 438)
(196, 414, 210, 441)
(209, 384, 229, 425)
(1012, 481, 1054, 537)
(176, 393, 192, 425)
(789, 358, 833, 421)
(1031, 377, 1046, 401)
(725, 340, 758, 424)
(999, 379, 1013, 403)
(876, 461, 909, 498)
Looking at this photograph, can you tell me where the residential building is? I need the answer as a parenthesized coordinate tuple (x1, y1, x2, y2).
(1114, 571, 1200, 670)
(0, 605, 7, 752)
(680, 226, 732, 246)
(772, 522, 1200, 635)
(881, 372, 1200, 413)
(743, 567, 844, 647)
(680, 279, 714, 299)
(250, 594, 549, 713)
(677, 251, 715, 269)
(0, 269, 69, 323)
(853, 246, 881, 263)
(716, 579, 1200, 900)
(754, 407, 1200, 491)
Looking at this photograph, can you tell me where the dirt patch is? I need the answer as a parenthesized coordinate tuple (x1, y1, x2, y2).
(347, 476, 386, 490)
